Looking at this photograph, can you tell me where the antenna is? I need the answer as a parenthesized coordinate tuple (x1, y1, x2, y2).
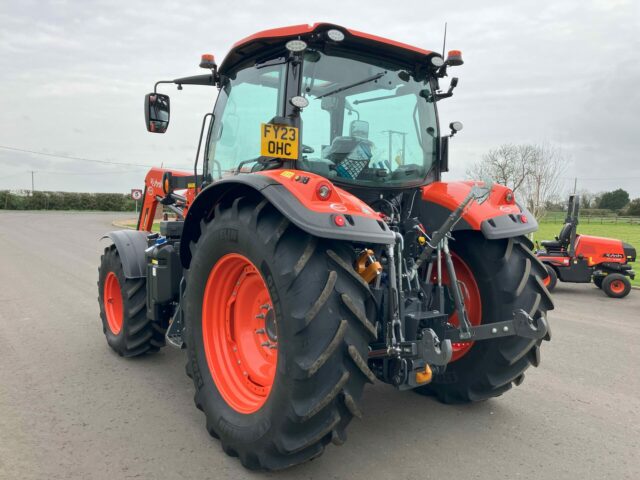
(442, 22, 448, 57)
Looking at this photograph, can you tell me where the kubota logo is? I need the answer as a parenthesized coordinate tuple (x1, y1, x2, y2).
(330, 203, 348, 212)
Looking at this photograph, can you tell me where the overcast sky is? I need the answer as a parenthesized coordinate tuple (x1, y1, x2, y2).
(1, 0, 639, 197)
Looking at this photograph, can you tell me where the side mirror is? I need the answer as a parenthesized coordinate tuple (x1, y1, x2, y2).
(145, 93, 170, 133)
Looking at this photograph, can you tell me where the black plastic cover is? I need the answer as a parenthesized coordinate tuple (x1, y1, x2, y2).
(102, 230, 149, 278)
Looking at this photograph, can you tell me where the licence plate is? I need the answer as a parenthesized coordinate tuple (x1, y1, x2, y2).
(260, 123, 298, 160)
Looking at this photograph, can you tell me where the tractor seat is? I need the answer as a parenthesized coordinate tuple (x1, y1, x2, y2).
(541, 223, 573, 251)
(541, 240, 563, 249)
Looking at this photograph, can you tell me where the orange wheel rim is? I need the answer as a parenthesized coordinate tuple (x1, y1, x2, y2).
(202, 253, 277, 414)
(430, 253, 482, 362)
(610, 280, 625, 294)
(104, 272, 123, 335)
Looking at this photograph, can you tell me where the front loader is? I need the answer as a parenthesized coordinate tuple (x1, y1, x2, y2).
(98, 23, 553, 471)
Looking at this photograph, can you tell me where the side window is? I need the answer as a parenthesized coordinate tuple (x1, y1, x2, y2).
(208, 66, 282, 176)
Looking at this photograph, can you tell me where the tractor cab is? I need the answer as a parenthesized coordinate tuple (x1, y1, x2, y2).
(144, 23, 465, 198)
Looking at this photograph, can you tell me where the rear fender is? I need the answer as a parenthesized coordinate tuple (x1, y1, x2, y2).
(101, 230, 149, 278)
(419, 181, 537, 239)
(179, 169, 394, 268)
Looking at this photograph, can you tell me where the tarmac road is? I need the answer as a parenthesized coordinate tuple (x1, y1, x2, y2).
(1, 211, 638, 480)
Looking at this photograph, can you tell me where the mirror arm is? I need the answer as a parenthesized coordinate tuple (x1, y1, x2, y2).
(154, 80, 175, 93)
(154, 74, 218, 93)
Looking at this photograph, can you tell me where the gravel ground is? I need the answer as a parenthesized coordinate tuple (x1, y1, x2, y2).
(1, 211, 638, 480)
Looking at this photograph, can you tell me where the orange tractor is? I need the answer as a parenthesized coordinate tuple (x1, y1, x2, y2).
(98, 24, 553, 470)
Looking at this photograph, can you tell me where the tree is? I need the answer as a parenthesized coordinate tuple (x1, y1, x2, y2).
(576, 188, 594, 209)
(627, 198, 640, 216)
(467, 143, 566, 219)
(466, 144, 530, 193)
(597, 189, 630, 211)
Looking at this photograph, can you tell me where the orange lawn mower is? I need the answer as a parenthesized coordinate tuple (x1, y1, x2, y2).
(536, 194, 636, 298)
(98, 24, 552, 471)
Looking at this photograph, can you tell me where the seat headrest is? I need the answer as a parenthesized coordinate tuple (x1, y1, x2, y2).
(350, 120, 369, 139)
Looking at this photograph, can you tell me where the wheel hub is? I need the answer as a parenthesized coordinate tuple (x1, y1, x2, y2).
(202, 253, 278, 414)
(103, 271, 123, 335)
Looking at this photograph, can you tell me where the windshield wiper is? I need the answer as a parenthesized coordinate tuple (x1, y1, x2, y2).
(315, 71, 386, 100)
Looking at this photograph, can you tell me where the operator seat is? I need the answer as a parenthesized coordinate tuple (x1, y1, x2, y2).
(541, 222, 573, 251)
(322, 120, 374, 179)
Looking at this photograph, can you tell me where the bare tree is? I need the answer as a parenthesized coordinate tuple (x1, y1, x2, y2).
(520, 144, 565, 219)
(466, 144, 529, 193)
(576, 188, 594, 208)
(467, 143, 566, 219)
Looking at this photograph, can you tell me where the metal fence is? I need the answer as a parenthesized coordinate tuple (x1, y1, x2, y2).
(542, 212, 640, 224)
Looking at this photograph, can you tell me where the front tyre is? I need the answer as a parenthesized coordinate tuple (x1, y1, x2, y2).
(184, 197, 377, 471)
(601, 273, 631, 298)
(416, 233, 554, 404)
(97, 245, 165, 356)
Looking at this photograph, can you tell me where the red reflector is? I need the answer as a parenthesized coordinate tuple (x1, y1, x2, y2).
(520, 215, 528, 223)
(334, 215, 346, 227)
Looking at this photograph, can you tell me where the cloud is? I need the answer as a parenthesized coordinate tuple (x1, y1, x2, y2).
(0, 0, 638, 196)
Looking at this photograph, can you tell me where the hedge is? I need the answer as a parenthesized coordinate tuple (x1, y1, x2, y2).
(0, 190, 137, 211)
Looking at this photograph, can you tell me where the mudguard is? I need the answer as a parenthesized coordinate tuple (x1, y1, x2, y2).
(101, 230, 149, 278)
(180, 169, 395, 268)
(418, 181, 537, 239)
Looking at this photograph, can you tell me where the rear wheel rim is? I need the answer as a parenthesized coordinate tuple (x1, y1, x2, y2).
(429, 253, 482, 362)
(610, 279, 625, 294)
(104, 272, 123, 335)
(202, 253, 277, 414)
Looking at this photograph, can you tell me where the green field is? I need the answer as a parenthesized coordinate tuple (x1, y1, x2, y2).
(534, 222, 639, 287)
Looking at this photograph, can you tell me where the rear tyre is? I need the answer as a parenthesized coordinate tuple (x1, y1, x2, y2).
(184, 196, 377, 471)
(415, 233, 553, 404)
(543, 264, 558, 291)
(601, 273, 631, 298)
(593, 276, 604, 289)
(98, 245, 165, 356)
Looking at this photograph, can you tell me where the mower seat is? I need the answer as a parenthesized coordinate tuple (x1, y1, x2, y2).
(541, 240, 563, 250)
(541, 222, 573, 252)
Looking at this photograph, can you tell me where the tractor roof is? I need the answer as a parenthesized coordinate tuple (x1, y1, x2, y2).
(218, 23, 438, 75)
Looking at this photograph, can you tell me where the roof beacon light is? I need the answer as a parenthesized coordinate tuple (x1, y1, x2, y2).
(200, 54, 216, 69)
(327, 29, 345, 42)
(446, 50, 464, 66)
(285, 39, 307, 53)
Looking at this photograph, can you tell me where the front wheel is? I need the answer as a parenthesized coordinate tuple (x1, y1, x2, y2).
(184, 197, 377, 471)
(601, 273, 631, 298)
(97, 245, 165, 356)
(416, 233, 553, 404)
